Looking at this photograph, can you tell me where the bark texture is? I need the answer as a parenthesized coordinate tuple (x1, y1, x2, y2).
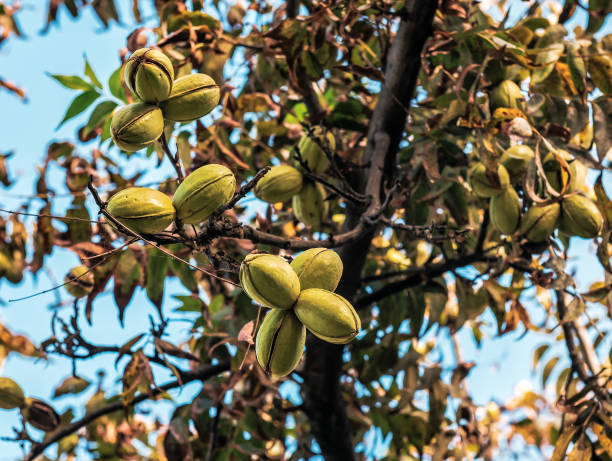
(301, 2, 439, 459)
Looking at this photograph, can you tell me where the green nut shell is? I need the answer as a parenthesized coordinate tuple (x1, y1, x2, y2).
(255, 309, 305, 378)
(501, 145, 534, 184)
(292, 181, 328, 231)
(172, 164, 236, 224)
(560, 194, 603, 238)
(543, 151, 578, 193)
(490, 79, 525, 111)
(64, 265, 95, 298)
(0, 377, 25, 409)
(490, 187, 521, 234)
(124, 48, 174, 103)
(254, 165, 303, 203)
(519, 202, 560, 242)
(468, 163, 510, 198)
(294, 288, 361, 344)
(111, 103, 164, 152)
(159, 73, 220, 122)
(290, 248, 343, 292)
(107, 187, 175, 234)
(239, 253, 301, 309)
(21, 398, 60, 432)
(295, 128, 335, 173)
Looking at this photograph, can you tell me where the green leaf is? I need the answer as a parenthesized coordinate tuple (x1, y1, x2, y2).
(567, 43, 586, 94)
(113, 249, 142, 324)
(65, 200, 92, 243)
(167, 244, 198, 292)
(101, 114, 112, 142)
(57, 90, 100, 128)
(556, 367, 571, 397)
(208, 294, 224, 315)
(108, 66, 127, 102)
(173, 295, 204, 312)
(85, 100, 117, 133)
(146, 248, 169, 309)
(84, 57, 103, 88)
(49, 74, 94, 91)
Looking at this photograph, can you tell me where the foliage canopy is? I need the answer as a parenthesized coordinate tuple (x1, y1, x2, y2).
(0, 0, 611, 460)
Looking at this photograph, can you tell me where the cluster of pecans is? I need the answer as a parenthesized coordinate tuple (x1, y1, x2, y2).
(63, 48, 361, 381)
(239, 248, 360, 378)
(110, 48, 220, 152)
(254, 128, 336, 231)
(469, 138, 603, 242)
(65, 163, 237, 299)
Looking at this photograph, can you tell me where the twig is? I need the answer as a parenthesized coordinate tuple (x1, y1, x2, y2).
(210, 167, 271, 220)
(573, 321, 603, 380)
(475, 209, 489, 254)
(9, 255, 108, 303)
(356, 251, 501, 309)
(23, 362, 230, 461)
(81, 238, 138, 260)
(159, 132, 184, 183)
(293, 144, 368, 205)
(0, 207, 103, 224)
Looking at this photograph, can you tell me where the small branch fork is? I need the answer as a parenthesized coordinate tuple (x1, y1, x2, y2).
(23, 362, 230, 461)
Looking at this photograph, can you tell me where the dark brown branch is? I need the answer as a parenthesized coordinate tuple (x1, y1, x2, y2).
(205, 400, 224, 461)
(301, 2, 438, 460)
(356, 252, 499, 309)
(381, 218, 471, 242)
(24, 362, 230, 461)
(287, 0, 298, 18)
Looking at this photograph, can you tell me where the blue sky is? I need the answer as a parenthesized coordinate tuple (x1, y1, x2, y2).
(0, 1, 610, 460)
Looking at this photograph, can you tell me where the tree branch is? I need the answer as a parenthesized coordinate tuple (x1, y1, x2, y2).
(355, 251, 499, 309)
(24, 362, 230, 461)
(556, 291, 609, 403)
(301, 2, 438, 460)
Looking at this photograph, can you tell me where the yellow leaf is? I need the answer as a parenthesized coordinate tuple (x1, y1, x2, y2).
(568, 433, 592, 461)
(590, 421, 612, 457)
(551, 425, 579, 461)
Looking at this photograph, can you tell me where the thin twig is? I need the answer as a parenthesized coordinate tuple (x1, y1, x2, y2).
(210, 167, 271, 220)
(9, 255, 108, 303)
(0, 207, 103, 224)
(159, 132, 184, 183)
